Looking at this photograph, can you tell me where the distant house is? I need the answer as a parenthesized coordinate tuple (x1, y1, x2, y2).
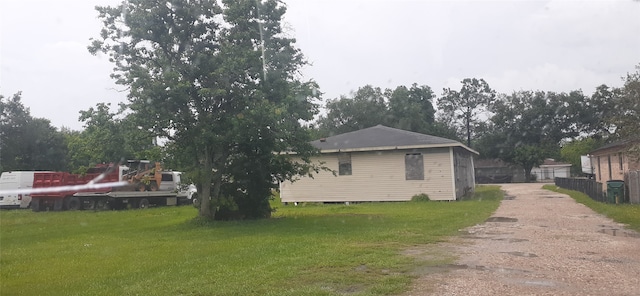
(589, 140, 640, 184)
(280, 125, 479, 202)
(531, 158, 572, 181)
(474, 159, 526, 183)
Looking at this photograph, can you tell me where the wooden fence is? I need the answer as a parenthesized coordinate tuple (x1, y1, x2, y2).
(556, 174, 640, 204)
(554, 178, 606, 202)
(626, 171, 640, 204)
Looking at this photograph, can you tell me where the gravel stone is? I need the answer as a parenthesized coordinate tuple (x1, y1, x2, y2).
(404, 183, 640, 296)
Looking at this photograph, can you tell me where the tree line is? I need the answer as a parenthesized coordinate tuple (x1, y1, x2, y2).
(4, 65, 638, 199)
(312, 69, 639, 180)
(1, 0, 638, 220)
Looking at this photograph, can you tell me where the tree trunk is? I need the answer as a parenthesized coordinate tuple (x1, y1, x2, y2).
(466, 115, 471, 147)
(210, 168, 223, 220)
(523, 166, 533, 183)
(198, 150, 213, 218)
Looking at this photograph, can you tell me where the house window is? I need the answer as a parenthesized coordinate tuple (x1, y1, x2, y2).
(597, 156, 601, 181)
(338, 153, 352, 176)
(619, 153, 623, 170)
(405, 153, 424, 180)
(607, 155, 612, 179)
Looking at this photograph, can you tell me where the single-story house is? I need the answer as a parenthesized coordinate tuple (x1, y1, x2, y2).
(531, 158, 572, 181)
(588, 140, 640, 203)
(279, 125, 479, 202)
(589, 139, 640, 185)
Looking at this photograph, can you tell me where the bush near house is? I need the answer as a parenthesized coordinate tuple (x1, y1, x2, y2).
(411, 193, 431, 202)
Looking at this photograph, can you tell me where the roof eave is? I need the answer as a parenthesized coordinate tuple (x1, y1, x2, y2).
(318, 143, 480, 155)
(589, 139, 639, 155)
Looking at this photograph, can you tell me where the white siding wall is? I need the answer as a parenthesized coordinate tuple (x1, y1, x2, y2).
(531, 166, 571, 180)
(280, 148, 455, 202)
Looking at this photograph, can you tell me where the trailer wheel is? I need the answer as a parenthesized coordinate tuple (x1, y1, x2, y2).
(128, 199, 139, 209)
(138, 198, 150, 209)
(65, 196, 82, 211)
(53, 199, 64, 211)
(83, 200, 96, 211)
(31, 198, 42, 212)
(96, 199, 110, 210)
(110, 199, 125, 210)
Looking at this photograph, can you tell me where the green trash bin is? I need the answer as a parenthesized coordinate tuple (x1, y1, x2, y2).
(607, 180, 625, 204)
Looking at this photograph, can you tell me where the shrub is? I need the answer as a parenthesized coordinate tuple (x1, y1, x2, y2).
(411, 193, 430, 202)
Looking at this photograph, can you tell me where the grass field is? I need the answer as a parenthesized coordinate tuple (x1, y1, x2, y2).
(0, 186, 502, 296)
(543, 185, 640, 232)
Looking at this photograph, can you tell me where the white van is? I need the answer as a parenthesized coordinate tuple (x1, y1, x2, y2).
(0, 171, 36, 209)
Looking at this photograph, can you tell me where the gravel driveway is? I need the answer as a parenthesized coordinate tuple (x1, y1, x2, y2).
(404, 183, 640, 296)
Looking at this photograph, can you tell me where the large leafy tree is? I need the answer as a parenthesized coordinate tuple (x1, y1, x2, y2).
(560, 137, 603, 175)
(487, 90, 576, 181)
(65, 103, 160, 172)
(388, 83, 436, 133)
(90, 0, 319, 220)
(438, 78, 496, 147)
(315, 83, 448, 139)
(0, 92, 68, 172)
(610, 64, 640, 141)
(512, 145, 547, 181)
(573, 85, 619, 139)
(315, 85, 389, 137)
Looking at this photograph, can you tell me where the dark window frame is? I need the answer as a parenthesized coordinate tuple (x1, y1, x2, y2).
(338, 153, 352, 176)
(405, 153, 424, 180)
(619, 153, 623, 170)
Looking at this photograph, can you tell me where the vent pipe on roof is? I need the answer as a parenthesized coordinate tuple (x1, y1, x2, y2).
(320, 138, 327, 142)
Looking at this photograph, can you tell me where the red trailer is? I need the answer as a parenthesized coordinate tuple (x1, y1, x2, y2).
(29, 162, 197, 212)
(30, 164, 120, 211)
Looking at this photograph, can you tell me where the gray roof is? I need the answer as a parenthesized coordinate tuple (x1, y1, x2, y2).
(589, 139, 639, 155)
(312, 125, 478, 154)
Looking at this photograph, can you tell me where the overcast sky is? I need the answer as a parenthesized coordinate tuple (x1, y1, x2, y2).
(1, 0, 639, 130)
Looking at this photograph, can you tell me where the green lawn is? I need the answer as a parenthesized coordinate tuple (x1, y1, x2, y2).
(0, 186, 502, 296)
(543, 185, 640, 232)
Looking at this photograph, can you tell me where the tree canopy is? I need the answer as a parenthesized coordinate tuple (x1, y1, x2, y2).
(315, 83, 452, 139)
(0, 92, 68, 172)
(610, 65, 640, 141)
(65, 103, 161, 172)
(437, 78, 496, 147)
(90, 0, 320, 220)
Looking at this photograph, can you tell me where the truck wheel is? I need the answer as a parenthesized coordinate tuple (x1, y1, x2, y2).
(31, 198, 42, 212)
(139, 198, 150, 209)
(192, 194, 200, 208)
(53, 199, 64, 211)
(65, 196, 82, 211)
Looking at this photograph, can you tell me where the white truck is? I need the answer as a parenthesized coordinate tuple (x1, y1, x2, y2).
(0, 171, 36, 209)
(580, 155, 596, 179)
